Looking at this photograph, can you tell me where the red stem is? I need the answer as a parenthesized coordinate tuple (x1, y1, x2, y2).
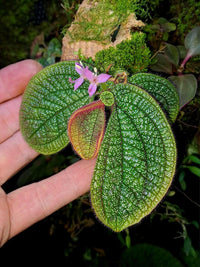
(180, 53, 191, 69)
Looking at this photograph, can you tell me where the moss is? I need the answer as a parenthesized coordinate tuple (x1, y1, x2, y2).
(65, 0, 161, 43)
(67, 0, 130, 43)
(95, 32, 152, 75)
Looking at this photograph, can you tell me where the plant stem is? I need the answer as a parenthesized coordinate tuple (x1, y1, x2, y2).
(180, 53, 191, 69)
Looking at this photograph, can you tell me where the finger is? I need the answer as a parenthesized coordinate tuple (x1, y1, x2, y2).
(0, 60, 43, 103)
(7, 158, 96, 239)
(0, 95, 22, 143)
(0, 131, 38, 185)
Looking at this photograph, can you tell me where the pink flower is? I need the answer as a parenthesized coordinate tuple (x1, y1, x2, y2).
(85, 70, 111, 97)
(69, 62, 111, 97)
(69, 63, 89, 90)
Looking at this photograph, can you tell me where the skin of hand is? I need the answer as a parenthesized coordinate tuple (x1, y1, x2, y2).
(0, 60, 96, 247)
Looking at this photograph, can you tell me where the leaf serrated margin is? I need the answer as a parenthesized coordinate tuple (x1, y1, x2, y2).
(128, 73, 179, 122)
(20, 61, 90, 154)
(91, 83, 177, 231)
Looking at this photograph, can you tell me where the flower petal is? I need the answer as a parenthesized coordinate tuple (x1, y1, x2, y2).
(88, 83, 97, 97)
(97, 74, 111, 83)
(75, 63, 84, 75)
(84, 68, 95, 81)
(69, 77, 75, 83)
(74, 77, 84, 90)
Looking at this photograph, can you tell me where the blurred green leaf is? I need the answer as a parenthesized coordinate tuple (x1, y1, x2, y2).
(191, 220, 199, 229)
(187, 135, 200, 155)
(157, 17, 168, 25)
(180, 249, 200, 267)
(150, 24, 160, 31)
(177, 45, 187, 59)
(157, 18, 176, 33)
(183, 165, 200, 177)
(151, 53, 172, 74)
(165, 43, 180, 66)
(120, 244, 183, 267)
(179, 170, 187, 191)
(163, 32, 169, 41)
(162, 22, 176, 33)
(125, 231, 131, 249)
(117, 233, 126, 247)
(187, 155, 200, 165)
(47, 38, 62, 57)
(184, 236, 196, 257)
(185, 26, 200, 58)
(168, 190, 176, 197)
(168, 74, 197, 108)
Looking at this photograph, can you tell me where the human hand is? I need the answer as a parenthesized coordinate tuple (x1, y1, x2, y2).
(0, 60, 95, 247)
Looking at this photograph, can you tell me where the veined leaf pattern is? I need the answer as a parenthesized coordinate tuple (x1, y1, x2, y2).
(91, 83, 177, 231)
(20, 61, 90, 154)
(128, 73, 179, 122)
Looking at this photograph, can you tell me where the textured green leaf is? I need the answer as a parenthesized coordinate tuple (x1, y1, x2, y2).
(100, 91, 115, 107)
(129, 73, 179, 122)
(20, 61, 90, 154)
(91, 83, 176, 232)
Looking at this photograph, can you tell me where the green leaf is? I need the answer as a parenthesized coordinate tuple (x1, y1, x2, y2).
(162, 22, 176, 33)
(180, 249, 200, 267)
(184, 236, 196, 257)
(187, 135, 200, 155)
(168, 74, 197, 108)
(185, 26, 200, 58)
(183, 166, 200, 177)
(165, 43, 180, 66)
(191, 220, 199, 229)
(47, 38, 62, 57)
(186, 155, 200, 165)
(179, 171, 187, 191)
(120, 244, 183, 267)
(125, 233, 131, 249)
(129, 73, 179, 122)
(20, 61, 90, 154)
(91, 83, 177, 232)
(150, 53, 173, 74)
(177, 45, 187, 59)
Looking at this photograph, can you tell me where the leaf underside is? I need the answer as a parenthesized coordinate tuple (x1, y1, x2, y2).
(128, 73, 179, 122)
(91, 83, 177, 232)
(68, 101, 105, 159)
(20, 61, 90, 154)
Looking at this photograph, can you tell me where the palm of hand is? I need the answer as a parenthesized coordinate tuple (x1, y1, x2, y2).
(0, 60, 95, 247)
